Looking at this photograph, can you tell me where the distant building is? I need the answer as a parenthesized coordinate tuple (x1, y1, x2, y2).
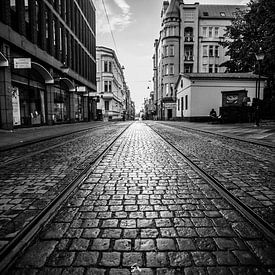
(96, 46, 132, 121)
(0, 0, 97, 130)
(153, 0, 246, 120)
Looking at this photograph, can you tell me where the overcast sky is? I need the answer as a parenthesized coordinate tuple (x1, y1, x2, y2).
(94, 0, 249, 112)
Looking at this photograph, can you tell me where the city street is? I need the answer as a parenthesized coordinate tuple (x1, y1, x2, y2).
(1, 121, 274, 274)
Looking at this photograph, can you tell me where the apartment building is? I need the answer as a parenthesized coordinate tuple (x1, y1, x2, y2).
(153, 0, 246, 120)
(96, 46, 129, 121)
(0, 0, 97, 130)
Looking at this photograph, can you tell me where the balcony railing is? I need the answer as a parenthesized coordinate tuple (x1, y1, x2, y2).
(184, 55, 194, 61)
(184, 36, 194, 42)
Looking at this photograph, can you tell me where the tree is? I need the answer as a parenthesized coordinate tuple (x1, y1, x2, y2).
(220, 0, 275, 77)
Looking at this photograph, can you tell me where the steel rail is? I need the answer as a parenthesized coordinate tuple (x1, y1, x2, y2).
(149, 125, 275, 244)
(157, 122, 275, 149)
(0, 123, 132, 274)
(0, 122, 120, 167)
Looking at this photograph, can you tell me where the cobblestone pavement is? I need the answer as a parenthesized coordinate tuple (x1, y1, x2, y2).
(0, 122, 131, 252)
(10, 122, 275, 274)
(146, 121, 275, 228)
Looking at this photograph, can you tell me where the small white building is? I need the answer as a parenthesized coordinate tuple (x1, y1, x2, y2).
(175, 73, 266, 121)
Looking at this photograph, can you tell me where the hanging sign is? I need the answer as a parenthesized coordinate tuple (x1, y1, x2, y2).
(14, 58, 31, 69)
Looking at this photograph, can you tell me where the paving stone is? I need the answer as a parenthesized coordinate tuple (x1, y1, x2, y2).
(17, 241, 58, 268)
(168, 252, 192, 267)
(135, 239, 156, 251)
(191, 251, 215, 266)
(176, 238, 196, 251)
(122, 252, 143, 267)
(69, 238, 89, 251)
(213, 251, 238, 265)
(82, 228, 100, 238)
(41, 223, 69, 240)
(100, 252, 121, 266)
(86, 268, 106, 275)
(61, 267, 84, 275)
(102, 229, 122, 238)
(73, 251, 99, 266)
(91, 239, 110, 250)
(114, 239, 131, 251)
(157, 238, 176, 251)
(146, 252, 168, 267)
(47, 251, 75, 266)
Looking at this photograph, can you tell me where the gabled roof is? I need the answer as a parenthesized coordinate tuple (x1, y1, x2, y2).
(199, 5, 247, 19)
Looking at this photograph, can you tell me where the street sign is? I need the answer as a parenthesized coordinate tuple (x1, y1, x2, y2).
(14, 58, 31, 69)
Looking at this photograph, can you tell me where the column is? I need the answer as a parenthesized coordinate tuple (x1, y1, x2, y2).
(45, 85, 54, 125)
(0, 66, 13, 130)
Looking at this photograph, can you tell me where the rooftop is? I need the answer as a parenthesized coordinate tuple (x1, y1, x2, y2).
(198, 5, 247, 19)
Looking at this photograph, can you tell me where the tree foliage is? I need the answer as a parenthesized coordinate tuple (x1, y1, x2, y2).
(220, 0, 275, 77)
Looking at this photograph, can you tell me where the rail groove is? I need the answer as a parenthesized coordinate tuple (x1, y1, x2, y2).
(0, 124, 131, 274)
(149, 125, 275, 244)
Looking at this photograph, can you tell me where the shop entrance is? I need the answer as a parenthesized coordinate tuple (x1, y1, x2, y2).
(12, 83, 46, 127)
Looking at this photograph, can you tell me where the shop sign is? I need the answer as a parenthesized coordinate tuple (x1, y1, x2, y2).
(14, 58, 31, 69)
(11, 87, 21, 126)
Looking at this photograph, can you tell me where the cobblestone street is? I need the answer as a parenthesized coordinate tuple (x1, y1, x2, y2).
(9, 122, 275, 274)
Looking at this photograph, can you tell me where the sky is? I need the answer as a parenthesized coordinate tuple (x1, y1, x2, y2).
(94, 0, 249, 112)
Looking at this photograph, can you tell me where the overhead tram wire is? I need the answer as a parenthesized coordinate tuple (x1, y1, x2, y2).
(101, 0, 118, 55)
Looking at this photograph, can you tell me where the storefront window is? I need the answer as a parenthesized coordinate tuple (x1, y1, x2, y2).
(53, 88, 69, 122)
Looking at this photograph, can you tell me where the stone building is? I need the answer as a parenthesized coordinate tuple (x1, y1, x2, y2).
(0, 0, 97, 129)
(96, 46, 130, 121)
(153, 0, 246, 120)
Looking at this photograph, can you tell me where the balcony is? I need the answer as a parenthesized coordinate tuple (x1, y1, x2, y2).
(184, 55, 194, 61)
(162, 96, 176, 103)
(102, 92, 114, 99)
(184, 36, 194, 42)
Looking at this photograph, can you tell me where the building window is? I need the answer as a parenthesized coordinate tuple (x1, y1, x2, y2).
(184, 64, 193, 73)
(215, 27, 219, 37)
(104, 61, 108, 72)
(165, 83, 169, 96)
(109, 61, 112, 72)
(215, 64, 219, 73)
(24, 0, 29, 23)
(170, 83, 174, 96)
(209, 27, 213, 38)
(203, 45, 208, 56)
(10, 0, 16, 11)
(215, 46, 219, 57)
(180, 79, 183, 88)
(203, 12, 209, 16)
(209, 45, 214, 57)
(170, 45, 174, 56)
(181, 97, 184, 110)
(170, 26, 177, 36)
(53, 19, 56, 46)
(178, 99, 180, 111)
(169, 64, 174, 75)
(202, 27, 207, 37)
(184, 10, 195, 21)
(203, 64, 207, 72)
(185, 95, 188, 110)
(164, 46, 168, 57)
(165, 64, 169, 75)
(104, 101, 109, 110)
(209, 64, 213, 73)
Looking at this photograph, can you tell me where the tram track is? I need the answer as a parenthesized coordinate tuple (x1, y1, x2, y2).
(0, 122, 117, 167)
(0, 123, 132, 274)
(148, 124, 275, 244)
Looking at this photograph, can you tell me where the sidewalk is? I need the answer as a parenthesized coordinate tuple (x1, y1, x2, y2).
(166, 120, 275, 147)
(0, 121, 105, 150)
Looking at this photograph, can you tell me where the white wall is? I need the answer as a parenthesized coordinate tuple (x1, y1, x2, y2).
(176, 77, 265, 118)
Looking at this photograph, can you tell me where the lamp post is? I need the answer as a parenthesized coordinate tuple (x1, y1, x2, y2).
(255, 49, 265, 126)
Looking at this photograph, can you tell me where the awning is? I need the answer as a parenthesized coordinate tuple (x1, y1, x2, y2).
(59, 77, 75, 91)
(31, 62, 54, 84)
(0, 52, 9, 67)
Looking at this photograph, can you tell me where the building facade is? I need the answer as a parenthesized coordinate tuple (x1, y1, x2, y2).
(153, 0, 246, 120)
(0, 0, 96, 130)
(96, 46, 130, 121)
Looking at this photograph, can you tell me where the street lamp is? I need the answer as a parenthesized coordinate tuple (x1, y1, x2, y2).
(255, 48, 265, 126)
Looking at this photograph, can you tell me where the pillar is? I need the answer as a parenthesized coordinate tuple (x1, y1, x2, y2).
(0, 67, 13, 130)
(45, 85, 54, 125)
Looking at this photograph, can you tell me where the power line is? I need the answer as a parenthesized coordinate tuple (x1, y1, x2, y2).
(101, 0, 118, 54)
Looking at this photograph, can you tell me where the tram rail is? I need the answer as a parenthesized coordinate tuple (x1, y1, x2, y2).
(148, 124, 275, 244)
(0, 123, 132, 274)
